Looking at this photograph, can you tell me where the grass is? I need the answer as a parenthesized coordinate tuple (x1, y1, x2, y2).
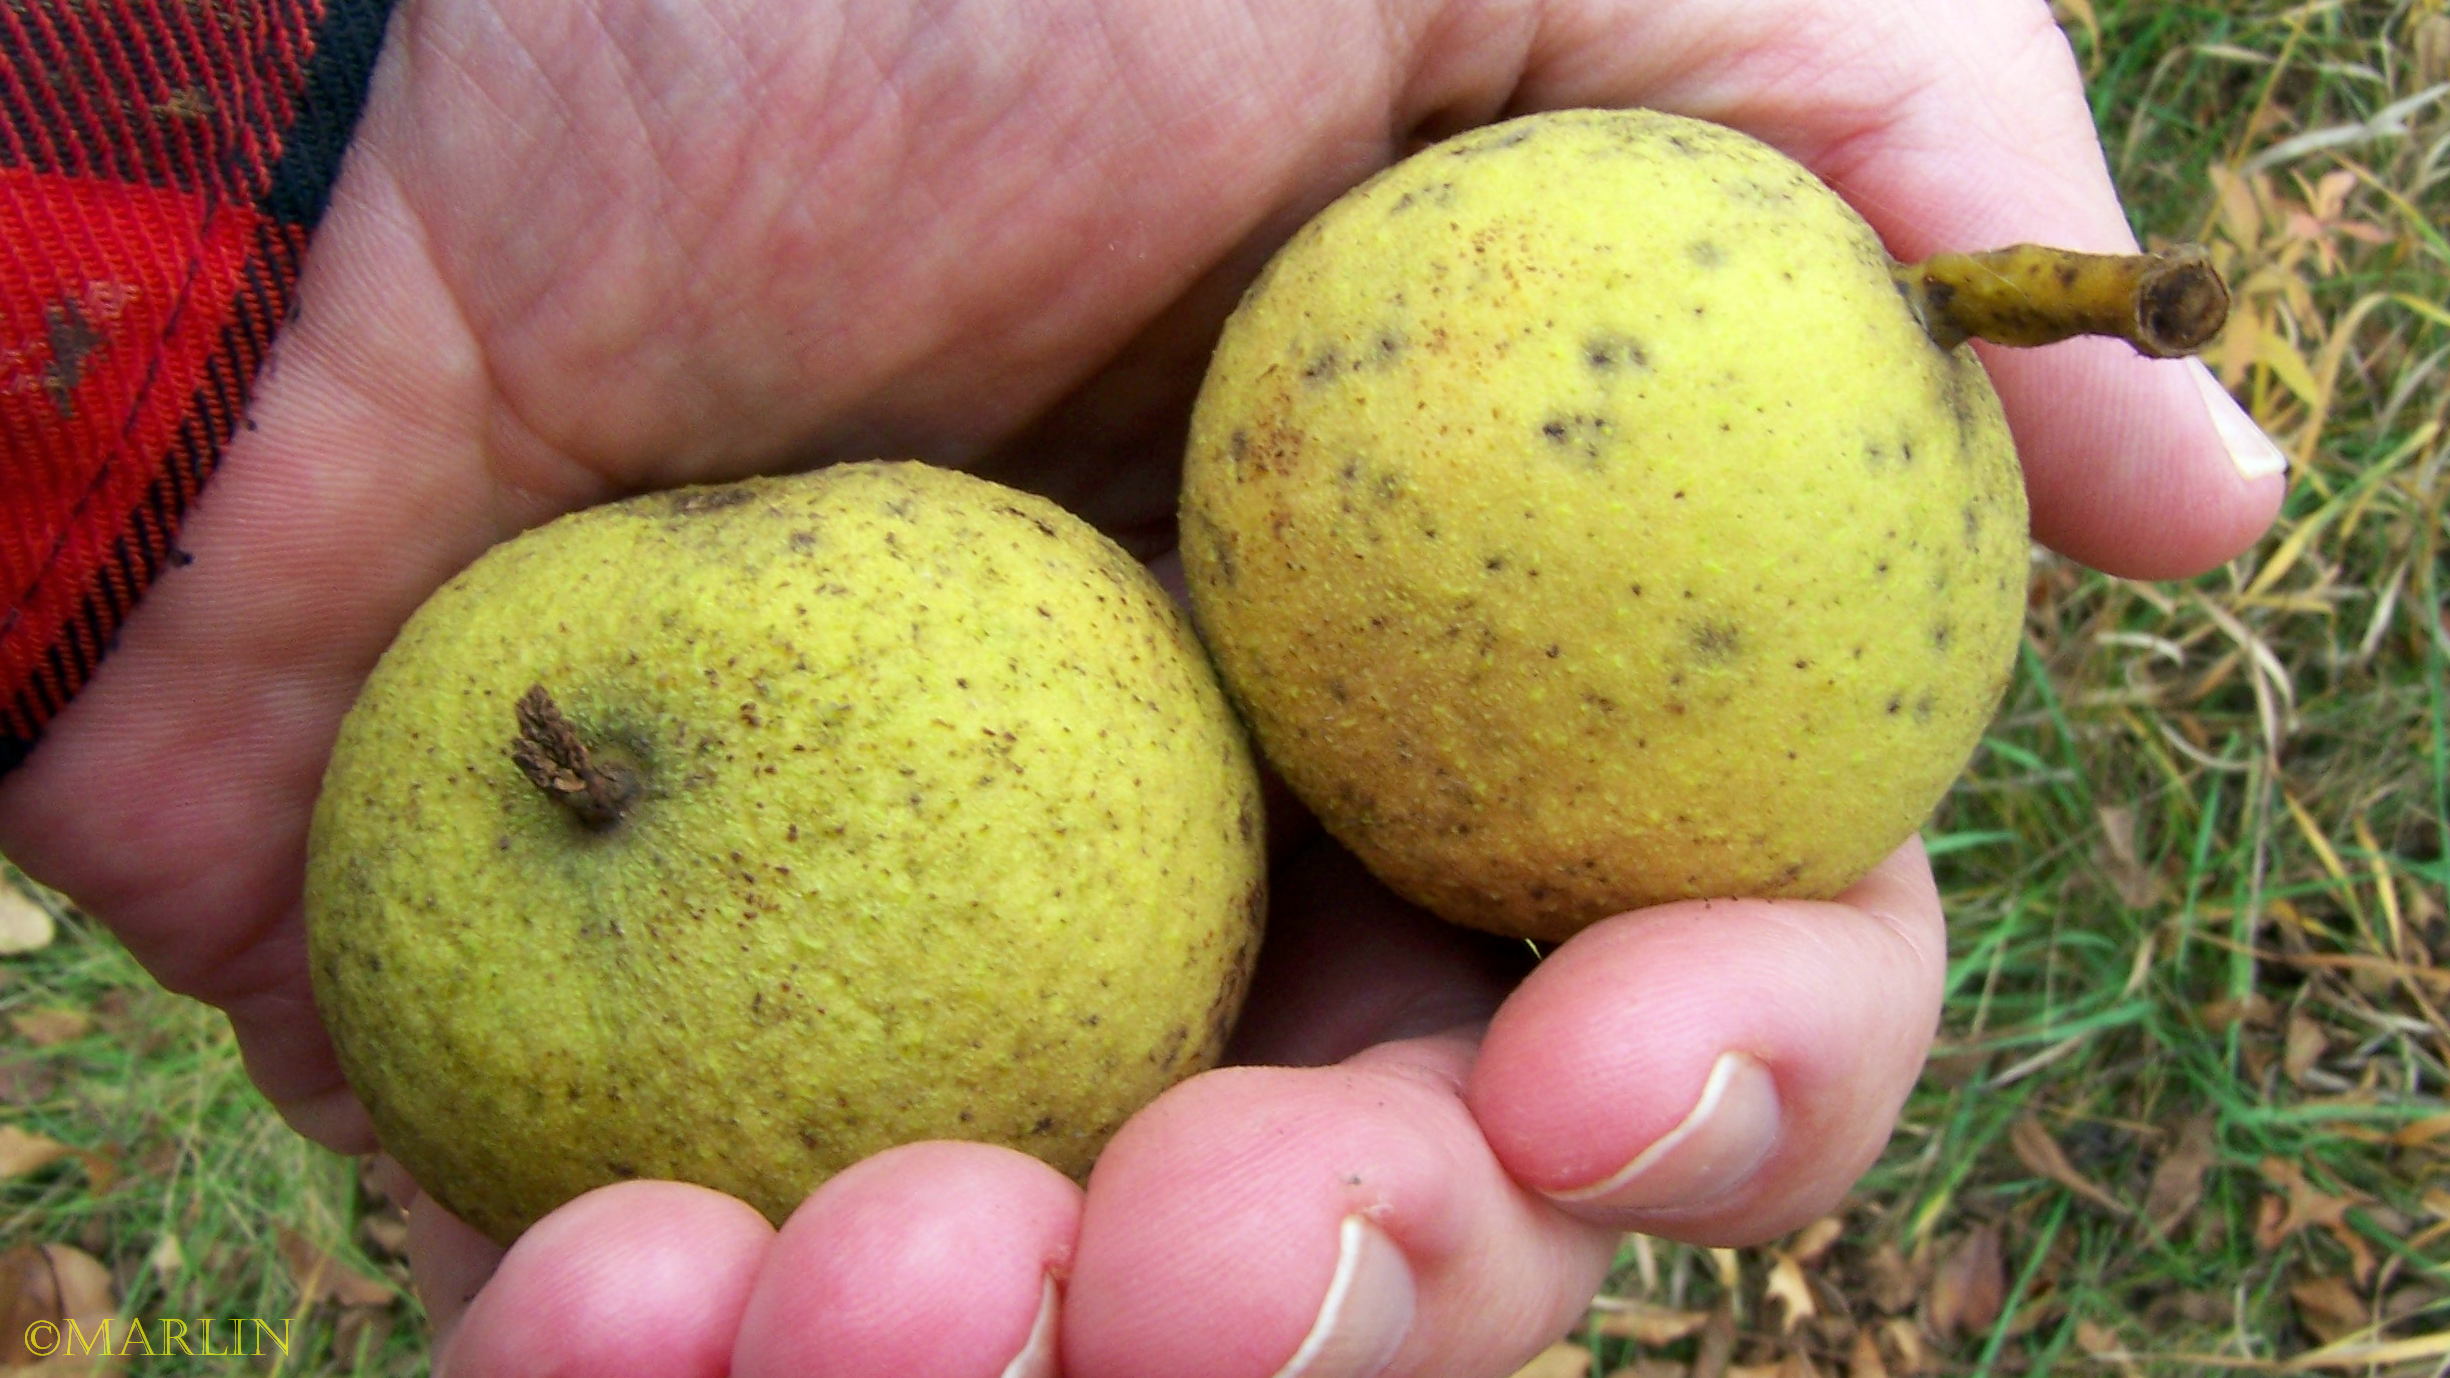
(5, 2, 2446, 1375)
(0, 893, 422, 1375)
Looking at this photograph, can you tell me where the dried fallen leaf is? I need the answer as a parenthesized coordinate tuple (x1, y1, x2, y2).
(277, 1228, 396, 1309)
(1861, 1242, 1920, 1316)
(1764, 1254, 1817, 1333)
(1879, 1318, 1931, 1377)
(2198, 992, 2275, 1033)
(6, 1008, 93, 1047)
(0, 883, 56, 956)
(1588, 1300, 1713, 1347)
(2145, 1115, 2220, 1238)
(2008, 1115, 2131, 1217)
(2095, 805, 2164, 908)
(2289, 1274, 2371, 1345)
(0, 1241, 119, 1364)
(1784, 1216, 1845, 1269)
(1926, 1225, 2006, 1339)
(2284, 1013, 2331, 1086)
(1511, 1342, 1592, 1378)
(2072, 1318, 2139, 1376)
(0, 1125, 71, 1180)
(2259, 1157, 2380, 1285)
(2393, 1115, 2450, 1153)
(1845, 1329, 1889, 1378)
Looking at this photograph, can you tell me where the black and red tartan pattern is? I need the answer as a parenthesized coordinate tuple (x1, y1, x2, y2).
(2, 0, 395, 776)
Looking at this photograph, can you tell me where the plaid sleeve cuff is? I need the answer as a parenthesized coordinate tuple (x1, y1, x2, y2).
(2, 0, 398, 776)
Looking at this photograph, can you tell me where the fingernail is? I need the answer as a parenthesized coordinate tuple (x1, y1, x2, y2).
(997, 1273, 1061, 1378)
(2188, 358, 2288, 480)
(1550, 1051, 1779, 1211)
(1268, 1217, 1416, 1378)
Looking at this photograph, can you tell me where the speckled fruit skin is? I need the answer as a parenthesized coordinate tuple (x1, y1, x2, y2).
(1181, 108, 2028, 941)
(307, 461, 1265, 1244)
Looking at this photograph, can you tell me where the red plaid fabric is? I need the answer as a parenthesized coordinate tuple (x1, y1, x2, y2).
(2, 0, 394, 775)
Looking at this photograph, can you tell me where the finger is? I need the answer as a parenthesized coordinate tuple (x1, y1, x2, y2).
(1466, 839, 1946, 1245)
(436, 1181, 773, 1378)
(732, 1143, 1081, 1378)
(1789, 1, 2285, 579)
(1730, 0, 2287, 579)
(405, 1189, 505, 1345)
(1492, 0, 2283, 579)
(1064, 1038, 1619, 1378)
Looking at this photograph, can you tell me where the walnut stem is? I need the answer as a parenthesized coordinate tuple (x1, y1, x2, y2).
(510, 685, 637, 829)
(1893, 245, 2230, 359)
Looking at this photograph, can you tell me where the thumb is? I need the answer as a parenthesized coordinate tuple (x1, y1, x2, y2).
(1783, 1, 2285, 578)
(1503, 0, 2286, 577)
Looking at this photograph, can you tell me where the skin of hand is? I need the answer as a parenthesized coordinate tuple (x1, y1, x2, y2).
(0, 0, 2284, 1374)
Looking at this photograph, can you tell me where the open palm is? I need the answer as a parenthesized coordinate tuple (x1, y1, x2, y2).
(0, 1, 2281, 1374)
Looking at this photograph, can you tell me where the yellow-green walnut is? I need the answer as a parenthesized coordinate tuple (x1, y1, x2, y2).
(308, 461, 1265, 1243)
(1181, 108, 2034, 941)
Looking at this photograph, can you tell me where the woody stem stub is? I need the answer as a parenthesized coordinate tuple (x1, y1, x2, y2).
(510, 685, 638, 829)
(1894, 245, 2230, 359)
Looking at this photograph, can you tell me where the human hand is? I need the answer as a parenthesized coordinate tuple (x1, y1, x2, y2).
(0, 0, 2283, 1374)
